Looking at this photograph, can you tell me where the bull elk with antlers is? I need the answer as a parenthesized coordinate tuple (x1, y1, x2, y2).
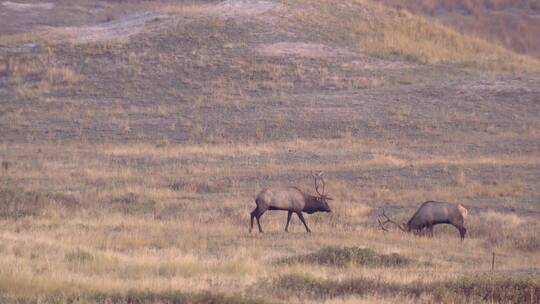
(249, 172, 333, 233)
(378, 201, 469, 240)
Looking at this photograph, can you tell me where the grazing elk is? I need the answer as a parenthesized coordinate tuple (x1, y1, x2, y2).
(378, 201, 469, 240)
(249, 172, 332, 233)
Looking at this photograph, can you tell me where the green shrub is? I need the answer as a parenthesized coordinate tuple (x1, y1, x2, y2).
(281, 246, 410, 267)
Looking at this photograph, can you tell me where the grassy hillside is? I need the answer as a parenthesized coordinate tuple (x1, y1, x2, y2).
(1, 0, 540, 144)
(0, 0, 539, 303)
(287, 0, 540, 72)
(381, 0, 540, 59)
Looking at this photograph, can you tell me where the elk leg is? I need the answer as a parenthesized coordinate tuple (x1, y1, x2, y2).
(249, 208, 257, 233)
(255, 209, 265, 233)
(426, 225, 434, 237)
(296, 212, 311, 233)
(285, 211, 293, 232)
(458, 226, 467, 240)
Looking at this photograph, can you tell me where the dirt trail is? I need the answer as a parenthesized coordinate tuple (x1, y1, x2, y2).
(39, 11, 167, 44)
(1, 0, 282, 45)
(2, 1, 54, 11)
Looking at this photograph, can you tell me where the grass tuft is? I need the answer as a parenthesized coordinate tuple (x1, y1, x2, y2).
(0, 187, 46, 219)
(64, 249, 94, 263)
(281, 246, 410, 268)
(169, 179, 228, 194)
(107, 193, 156, 215)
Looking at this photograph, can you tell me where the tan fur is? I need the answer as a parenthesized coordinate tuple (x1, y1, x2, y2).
(457, 204, 469, 220)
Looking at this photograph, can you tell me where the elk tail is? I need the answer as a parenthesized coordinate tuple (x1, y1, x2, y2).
(457, 204, 469, 220)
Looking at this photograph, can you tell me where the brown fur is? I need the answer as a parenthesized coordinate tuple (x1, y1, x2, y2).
(407, 201, 468, 240)
(457, 204, 469, 220)
(249, 186, 332, 233)
(381, 201, 469, 240)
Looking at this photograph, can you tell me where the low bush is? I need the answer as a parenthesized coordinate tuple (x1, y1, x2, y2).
(280, 246, 410, 268)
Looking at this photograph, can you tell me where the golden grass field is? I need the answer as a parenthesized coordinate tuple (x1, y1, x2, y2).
(1, 137, 539, 303)
(0, 0, 539, 303)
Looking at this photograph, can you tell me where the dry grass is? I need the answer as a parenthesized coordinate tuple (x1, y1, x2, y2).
(288, 0, 540, 72)
(363, 10, 539, 71)
(0, 1, 539, 303)
(271, 272, 539, 302)
(3, 49, 83, 99)
(0, 140, 538, 303)
(381, 0, 540, 59)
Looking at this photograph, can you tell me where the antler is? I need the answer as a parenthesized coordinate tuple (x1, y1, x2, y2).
(377, 209, 405, 232)
(377, 213, 389, 232)
(311, 171, 325, 196)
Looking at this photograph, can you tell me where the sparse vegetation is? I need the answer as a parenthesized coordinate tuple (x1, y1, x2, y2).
(0, 141, 538, 302)
(281, 246, 410, 267)
(381, 0, 540, 59)
(0, 290, 268, 304)
(0, 0, 538, 303)
(289, 0, 540, 72)
(0, 187, 47, 219)
(272, 273, 539, 303)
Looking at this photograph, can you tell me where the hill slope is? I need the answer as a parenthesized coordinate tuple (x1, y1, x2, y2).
(380, 0, 540, 59)
(0, 1, 539, 303)
(1, 0, 539, 144)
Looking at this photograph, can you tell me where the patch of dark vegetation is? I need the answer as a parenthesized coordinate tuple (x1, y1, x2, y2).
(0, 290, 269, 304)
(0, 187, 47, 219)
(45, 192, 80, 210)
(64, 249, 94, 263)
(280, 246, 410, 268)
(513, 233, 540, 253)
(437, 276, 540, 303)
(169, 179, 228, 194)
(96, 290, 268, 304)
(271, 273, 539, 303)
(271, 272, 407, 299)
(107, 193, 156, 215)
(0, 187, 83, 219)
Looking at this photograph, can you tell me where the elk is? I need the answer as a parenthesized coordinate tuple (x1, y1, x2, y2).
(249, 172, 332, 233)
(378, 201, 469, 240)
